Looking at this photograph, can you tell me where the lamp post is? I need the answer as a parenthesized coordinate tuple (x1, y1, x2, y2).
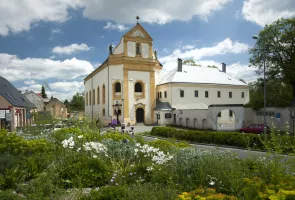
(112, 78, 124, 124)
(289, 107, 295, 135)
(252, 35, 267, 134)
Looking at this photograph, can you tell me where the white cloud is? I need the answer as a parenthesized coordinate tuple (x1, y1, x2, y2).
(24, 80, 36, 85)
(18, 81, 84, 101)
(49, 81, 84, 92)
(52, 43, 90, 55)
(49, 28, 62, 40)
(158, 39, 258, 83)
(0, 53, 94, 82)
(159, 38, 249, 64)
(0, 0, 82, 36)
(49, 55, 56, 59)
(82, 0, 232, 24)
(226, 62, 260, 82)
(18, 84, 42, 93)
(52, 28, 61, 34)
(242, 0, 295, 26)
(183, 45, 195, 50)
(103, 22, 129, 32)
(48, 81, 84, 101)
(0, 0, 232, 36)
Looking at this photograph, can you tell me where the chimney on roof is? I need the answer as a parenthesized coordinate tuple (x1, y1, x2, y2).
(177, 58, 182, 72)
(222, 63, 226, 73)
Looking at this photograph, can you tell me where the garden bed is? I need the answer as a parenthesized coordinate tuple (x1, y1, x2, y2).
(0, 122, 295, 199)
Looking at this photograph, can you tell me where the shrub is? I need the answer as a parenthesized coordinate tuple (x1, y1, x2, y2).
(148, 139, 189, 152)
(0, 131, 53, 156)
(150, 127, 264, 150)
(81, 185, 128, 200)
(177, 188, 238, 200)
(59, 155, 111, 188)
(0, 190, 22, 200)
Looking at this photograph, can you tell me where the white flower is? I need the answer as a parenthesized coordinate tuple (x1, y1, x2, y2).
(129, 173, 133, 176)
(78, 135, 83, 139)
(77, 147, 81, 152)
(93, 155, 97, 158)
(209, 181, 215, 186)
(147, 166, 153, 172)
(135, 143, 141, 147)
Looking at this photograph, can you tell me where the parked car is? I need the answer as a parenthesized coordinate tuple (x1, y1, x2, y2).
(240, 124, 270, 134)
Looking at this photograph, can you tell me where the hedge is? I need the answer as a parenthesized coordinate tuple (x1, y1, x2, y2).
(150, 127, 264, 150)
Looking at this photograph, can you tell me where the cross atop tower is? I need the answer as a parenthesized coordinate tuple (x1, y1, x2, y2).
(136, 15, 140, 24)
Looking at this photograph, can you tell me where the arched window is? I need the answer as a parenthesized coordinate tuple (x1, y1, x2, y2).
(89, 91, 92, 106)
(115, 82, 121, 92)
(97, 87, 100, 104)
(136, 43, 141, 55)
(86, 92, 88, 106)
(135, 82, 142, 92)
(92, 89, 95, 105)
(102, 84, 106, 104)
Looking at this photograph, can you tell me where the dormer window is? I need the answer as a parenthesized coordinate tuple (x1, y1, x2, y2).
(136, 43, 141, 55)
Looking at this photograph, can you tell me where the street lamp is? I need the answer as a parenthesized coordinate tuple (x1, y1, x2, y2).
(289, 107, 295, 135)
(252, 35, 267, 134)
(112, 78, 124, 124)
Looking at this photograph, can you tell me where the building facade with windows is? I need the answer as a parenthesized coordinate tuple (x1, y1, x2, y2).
(155, 60, 249, 130)
(0, 77, 36, 132)
(84, 23, 249, 130)
(84, 22, 162, 125)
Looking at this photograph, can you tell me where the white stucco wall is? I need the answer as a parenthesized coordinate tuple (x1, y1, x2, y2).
(244, 107, 293, 132)
(157, 84, 249, 109)
(127, 41, 136, 57)
(155, 70, 161, 85)
(217, 109, 235, 130)
(128, 71, 150, 123)
(84, 64, 124, 124)
(113, 38, 124, 54)
(173, 109, 208, 129)
(141, 43, 149, 58)
(154, 111, 173, 125)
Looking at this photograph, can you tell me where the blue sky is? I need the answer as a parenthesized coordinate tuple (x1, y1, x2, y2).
(0, 0, 294, 101)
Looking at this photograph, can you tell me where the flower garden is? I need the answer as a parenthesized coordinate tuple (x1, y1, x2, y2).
(0, 121, 295, 200)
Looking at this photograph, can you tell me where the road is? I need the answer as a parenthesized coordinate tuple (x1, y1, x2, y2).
(104, 124, 294, 161)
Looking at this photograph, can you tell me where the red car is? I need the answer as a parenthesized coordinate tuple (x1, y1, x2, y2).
(240, 124, 270, 134)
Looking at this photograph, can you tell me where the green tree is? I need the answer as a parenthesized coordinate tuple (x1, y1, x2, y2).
(249, 17, 295, 105)
(207, 65, 218, 68)
(246, 78, 293, 110)
(41, 85, 47, 98)
(70, 92, 85, 111)
(182, 59, 201, 66)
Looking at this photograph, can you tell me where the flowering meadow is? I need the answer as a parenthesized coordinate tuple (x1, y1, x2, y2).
(0, 121, 295, 199)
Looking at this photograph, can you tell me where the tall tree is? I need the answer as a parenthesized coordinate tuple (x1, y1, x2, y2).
(70, 92, 85, 111)
(183, 59, 201, 66)
(246, 79, 292, 110)
(249, 17, 295, 105)
(41, 85, 47, 98)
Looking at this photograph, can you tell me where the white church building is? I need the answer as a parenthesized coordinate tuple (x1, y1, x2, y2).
(84, 22, 249, 131)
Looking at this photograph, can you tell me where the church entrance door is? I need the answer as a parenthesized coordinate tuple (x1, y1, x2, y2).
(136, 108, 144, 123)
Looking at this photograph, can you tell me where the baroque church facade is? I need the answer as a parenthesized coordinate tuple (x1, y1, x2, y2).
(84, 22, 162, 126)
(84, 21, 250, 130)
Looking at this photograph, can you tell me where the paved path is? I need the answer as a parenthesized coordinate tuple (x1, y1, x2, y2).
(103, 124, 294, 161)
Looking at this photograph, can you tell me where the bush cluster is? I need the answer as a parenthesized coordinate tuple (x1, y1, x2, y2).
(150, 127, 263, 149)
